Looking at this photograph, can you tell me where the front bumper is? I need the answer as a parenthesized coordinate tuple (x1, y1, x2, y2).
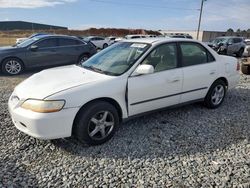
(8, 99, 80, 139)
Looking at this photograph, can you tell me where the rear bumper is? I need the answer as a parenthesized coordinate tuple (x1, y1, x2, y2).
(228, 73, 240, 89)
(8, 100, 80, 139)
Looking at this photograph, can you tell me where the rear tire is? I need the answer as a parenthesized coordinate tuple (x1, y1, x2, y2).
(1, 58, 24, 75)
(204, 80, 226, 109)
(103, 43, 108, 49)
(73, 101, 119, 145)
(237, 48, 244, 57)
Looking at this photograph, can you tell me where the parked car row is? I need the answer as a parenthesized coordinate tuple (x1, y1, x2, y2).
(207, 36, 249, 57)
(1, 35, 96, 75)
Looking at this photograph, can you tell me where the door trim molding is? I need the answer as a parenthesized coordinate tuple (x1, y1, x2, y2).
(130, 87, 208, 106)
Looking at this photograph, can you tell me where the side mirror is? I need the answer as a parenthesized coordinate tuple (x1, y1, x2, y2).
(133, 64, 154, 76)
(30, 45, 38, 51)
(227, 42, 233, 45)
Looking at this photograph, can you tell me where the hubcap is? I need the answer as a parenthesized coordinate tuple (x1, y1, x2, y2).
(5, 60, 21, 74)
(88, 111, 114, 140)
(79, 56, 88, 64)
(211, 85, 225, 105)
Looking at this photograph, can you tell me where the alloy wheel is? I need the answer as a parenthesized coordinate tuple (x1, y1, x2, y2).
(211, 84, 225, 105)
(88, 111, 115, 140)
(5, 60, 22, 75)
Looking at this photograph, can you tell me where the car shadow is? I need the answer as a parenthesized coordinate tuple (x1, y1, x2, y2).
(51, 87, 250, 160)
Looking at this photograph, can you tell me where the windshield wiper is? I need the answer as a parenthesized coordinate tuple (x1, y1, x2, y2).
(83, 65, 110, 75)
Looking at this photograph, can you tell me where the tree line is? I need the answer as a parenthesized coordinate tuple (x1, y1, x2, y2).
(227, 28, 250, 34)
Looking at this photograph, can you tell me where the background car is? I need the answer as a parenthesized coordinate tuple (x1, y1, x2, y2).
(1, 35, 96, 75)
(84, 36, 111, 49)
(208, 36, 246, 57)
(243, 39, 250, 57)
(106, 36, 116, 45)
(124, 34, 147, 39)
(168, 34, 193, 39)
(16, 33, 49, 44)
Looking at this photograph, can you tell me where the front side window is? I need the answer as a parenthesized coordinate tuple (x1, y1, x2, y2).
(180, 43, 213, 66)
(81, 42, 150, 76)
(36, 38, 57, 48)
(142, 43, 177, 72)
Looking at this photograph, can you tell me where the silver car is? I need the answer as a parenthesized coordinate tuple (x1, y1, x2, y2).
(208, 36, 246, 57)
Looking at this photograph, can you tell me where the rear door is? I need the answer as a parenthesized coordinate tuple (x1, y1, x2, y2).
(91, 37, 104, 49)
(179, 42, 217, 103)
(26, 38, 59, 67)
(128, 43, 183, 116)
(57, 38, 86, 65)
(227, 38, 239, 55)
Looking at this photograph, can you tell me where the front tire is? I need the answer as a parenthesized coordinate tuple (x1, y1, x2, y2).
(236, 48, 244, 57)
(73, 101, 119, 145)
(78, 54, 89, 65)
(204, 80, 226, 109)
(2, 58, 24, 75)
(103, 43, 108, 49)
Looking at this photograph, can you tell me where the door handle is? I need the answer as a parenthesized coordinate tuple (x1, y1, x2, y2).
(168, 77, 181, 83)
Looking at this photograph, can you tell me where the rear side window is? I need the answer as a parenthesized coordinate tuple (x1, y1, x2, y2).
(96, 37, 104, 41)
(36, 38, 57, 48)
(58, 38, 82, 46)
(233, 38, 242, 43)
(180, 43, 215, 67)
(131, 36, 141, 39)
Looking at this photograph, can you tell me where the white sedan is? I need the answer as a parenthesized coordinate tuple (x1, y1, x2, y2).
(8, 38, 240, 145)
(85, 36, 111, 49)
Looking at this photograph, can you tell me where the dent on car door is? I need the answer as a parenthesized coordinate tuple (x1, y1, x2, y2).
(179, 42, 217, 103)
(128, 43, 183, 116)
(26, 38, 58, 67)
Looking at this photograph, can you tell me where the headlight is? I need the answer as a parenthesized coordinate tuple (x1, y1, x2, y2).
(21, 99, 65, 113)
(220, 45, 226, 50)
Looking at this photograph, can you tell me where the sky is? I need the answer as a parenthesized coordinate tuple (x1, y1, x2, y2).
(0, 0, 249, 31)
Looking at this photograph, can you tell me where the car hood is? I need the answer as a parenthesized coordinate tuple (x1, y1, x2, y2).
(14, 65, 112, 100)
(0, 46, 21, 53)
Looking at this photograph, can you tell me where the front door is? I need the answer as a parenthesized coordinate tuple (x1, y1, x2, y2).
(26, 38, 59, 67)
(128, 43, 183, 116)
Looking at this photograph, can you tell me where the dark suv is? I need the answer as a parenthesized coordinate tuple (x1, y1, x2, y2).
(208, 36, 246, 57)
(0, 35, 97, 75)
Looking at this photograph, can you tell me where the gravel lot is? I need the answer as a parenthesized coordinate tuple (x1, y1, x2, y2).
(0, 70, 250, 187)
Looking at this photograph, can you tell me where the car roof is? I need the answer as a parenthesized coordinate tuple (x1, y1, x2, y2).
(121, 37, 195, 44)
(86, 36, 104, 38)
(35, 34, 81, 40)
(216, 36, 243, 39)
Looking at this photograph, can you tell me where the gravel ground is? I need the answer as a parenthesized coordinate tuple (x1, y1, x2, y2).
(0, 70, 250, 187)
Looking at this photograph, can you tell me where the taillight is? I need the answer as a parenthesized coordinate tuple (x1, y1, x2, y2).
(237, 62, 240, 71)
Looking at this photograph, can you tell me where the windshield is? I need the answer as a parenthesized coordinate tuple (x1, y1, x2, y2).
(16, 37, 40, 47)
(81, 42, 150, 76)
(211, 38, 228, 44)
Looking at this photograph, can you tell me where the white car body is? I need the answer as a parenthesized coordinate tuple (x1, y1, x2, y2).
(8, 38, 240, 140)
(16, 37, 28, 44)
(243, 39, 250, 57)
(86, 36, 111, 49)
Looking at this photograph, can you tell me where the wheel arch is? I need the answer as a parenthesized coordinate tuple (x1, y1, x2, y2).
(209, 77, 228, 91)
(1, 56, 25, 67)
(72, 97, 123, 134)
(215, 77, 228, 87)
